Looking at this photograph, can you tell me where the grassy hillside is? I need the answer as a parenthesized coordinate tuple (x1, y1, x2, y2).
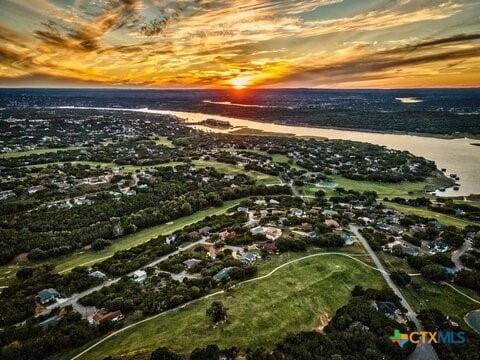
(63, 254, 384, 360)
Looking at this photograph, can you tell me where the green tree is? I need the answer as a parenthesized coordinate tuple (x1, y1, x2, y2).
(206, 301, 227, 323)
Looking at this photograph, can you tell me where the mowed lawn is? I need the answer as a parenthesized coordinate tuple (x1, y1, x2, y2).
(302, 178, 424, 198)
(192, 160, 280, 185)
(402, 277, 480, 328)
(66, 255, 384, 360)
(0, 146, 82, 158)
(383, 201, 477, 228)
(0, 199, 244, 285)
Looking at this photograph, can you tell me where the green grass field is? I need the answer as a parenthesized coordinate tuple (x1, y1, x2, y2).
(0, 146, 82, 158)
(63, 254, 384, 360)
(307, 176, 429, 197)
(192, 160, 280, 185)
(383, 201, 477, 228)
(402, 277, 480, 328)
(154, 137, 175, 148)
(0, 199, 244, 285)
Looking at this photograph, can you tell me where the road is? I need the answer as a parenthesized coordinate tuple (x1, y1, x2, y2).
(349, 224, 439, 360)
(451, 237, 472, 271)
(69, 251, 389, 360)
(42, 237, 209, 316)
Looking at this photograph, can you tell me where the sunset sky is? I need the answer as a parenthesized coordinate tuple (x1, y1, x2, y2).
(0, 0, 479, 88)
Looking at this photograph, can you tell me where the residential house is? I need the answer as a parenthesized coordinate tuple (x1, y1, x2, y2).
(241, 252, 258, 265)
(39, 315, 61, 331)
(130, 269, 147, 283)
(340, 231, 354, 245)
(89, 270, 106, 279)
(299, 223, 313, 231)
(259, 242, 278, 255)
(250, 226, 265, 236)
(213, 267, 234, 282)
(28, 185, 46, 195)
(322, 209, 338, 217)
(166, 234, 176, 245)
(264, 226, 282, 240)
(89, 310, 124, 326)
(183, 258, 202, 270)
(37, 288, 61, 305)
(218, 230, 236, 241)
(290, 208, 304, 217)
(207, 246, 221, 260)
(324, 219, 340, 228)
(199, 226, 211, 237)
(269, 199, 280, 206)
(374, 301, 403, 322)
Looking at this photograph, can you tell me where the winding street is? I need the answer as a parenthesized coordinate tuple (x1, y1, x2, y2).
(451, 237, 472, 271)
(349, 224, 439, 360)
(42, 237, 209, 317)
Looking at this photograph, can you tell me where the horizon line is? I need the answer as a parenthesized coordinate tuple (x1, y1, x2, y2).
(0, 86, 479, 91)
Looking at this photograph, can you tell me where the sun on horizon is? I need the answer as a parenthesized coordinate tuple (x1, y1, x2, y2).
(229, 76, 253, 90)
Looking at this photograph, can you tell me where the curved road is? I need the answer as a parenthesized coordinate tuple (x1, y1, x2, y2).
(69, 251, 387, 360)
(43, 237, 208, 316)
(349, 224, 439, 360)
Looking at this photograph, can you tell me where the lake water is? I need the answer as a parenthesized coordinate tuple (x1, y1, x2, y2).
(465, 309, 480, 334)
(60, 106, 480, 197)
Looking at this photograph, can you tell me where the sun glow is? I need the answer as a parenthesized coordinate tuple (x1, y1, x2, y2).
(229, 76, 252, 89)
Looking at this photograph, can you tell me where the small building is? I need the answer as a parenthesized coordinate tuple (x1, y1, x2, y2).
(37, 288, 61, 305)
(39, 315, 61, 331)
(264, 226, 282, 241)
(250, 225, 265, 236)
(374, 301, 402, 321)
(199, 226, 211, 236)
(241, 252, 258, 265)
(213, 267, 234, 282)
(89, 310, 123, 326)
(324, 219, 340, 228)
(259, 242, 278, 255)
(322, 209, 338, 217)
(218, 230, 236, 241)
(269, 199, 280, 206)
(130, 269, 147, 283)
(28, 185, 46, 195)
(254, 199, 267, 206)
(299, 223, 313, 231)
(89, 270, 106, 279)
(289, 208, 304, 217)
(427, 241, 449, 254)
(237, 206, 249, 213)
(166, 234, 177, 245)
(207, 246, 221, 260)
(340, 231, 354, 245)
(183, 258, 202, 270)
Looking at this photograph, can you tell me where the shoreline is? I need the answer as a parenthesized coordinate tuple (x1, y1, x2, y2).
(54, 106, 480, 140)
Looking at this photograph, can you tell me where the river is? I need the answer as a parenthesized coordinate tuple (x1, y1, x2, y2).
(59, 106, 480, 197)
